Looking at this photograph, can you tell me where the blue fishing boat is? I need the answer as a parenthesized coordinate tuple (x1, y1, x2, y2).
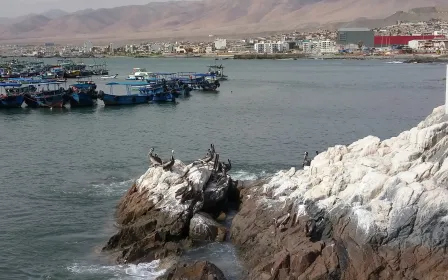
(141, 87, 176, 103)
(194, 74, 220, 92)
(0, 83, 25, 108)
(67, 83, 98, 107)
(99, 82, 151, 106)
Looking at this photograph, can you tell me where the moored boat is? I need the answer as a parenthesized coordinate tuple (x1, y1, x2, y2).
(99, 82, 151, 106)
(100, 74, 118, 79)
(0, 83, 25, 108)
(24, 82, 67, 108)
(207, 64, 228, 81)
(67, 83, 98, 107)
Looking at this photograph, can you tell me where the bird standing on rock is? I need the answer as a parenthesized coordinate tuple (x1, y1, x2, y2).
(148, 148, 163, 166)
(162, 150, 175, 171)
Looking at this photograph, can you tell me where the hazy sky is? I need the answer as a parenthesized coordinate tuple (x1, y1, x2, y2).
(0, 0, 169, 17)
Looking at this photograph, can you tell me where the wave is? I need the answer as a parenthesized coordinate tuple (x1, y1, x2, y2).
(385, 61, 403, 64)
(230, 170, 271, 181)
(67, 260, 165, 279)
(90, 179, 134, 197)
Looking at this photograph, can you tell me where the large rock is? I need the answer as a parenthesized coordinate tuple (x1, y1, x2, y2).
(189, 212, 227, 242)
(158, 261, 227, 280)
(103, 148, 233, 264)
(231, 106, 448, 279)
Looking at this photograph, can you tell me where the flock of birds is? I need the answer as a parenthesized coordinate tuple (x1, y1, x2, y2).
(146, 144, 233, 206)
(147, 144, 231, 175)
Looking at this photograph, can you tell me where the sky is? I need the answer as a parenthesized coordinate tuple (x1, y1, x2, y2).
(0, 0, 175, 18)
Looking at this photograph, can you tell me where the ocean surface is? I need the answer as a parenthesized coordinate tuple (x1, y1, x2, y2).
(0, 57, 445, 279)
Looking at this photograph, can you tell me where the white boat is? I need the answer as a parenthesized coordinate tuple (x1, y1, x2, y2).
(126, 68, 153, 80)
(100, 74, 118, 79)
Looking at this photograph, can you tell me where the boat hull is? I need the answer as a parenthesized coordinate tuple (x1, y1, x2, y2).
(100, 93, 150, 106)
(151, 94, 176, 103)
(0, 95, 24, 108)
(24, 94, 65, 108)
(69, 93, 97, 107)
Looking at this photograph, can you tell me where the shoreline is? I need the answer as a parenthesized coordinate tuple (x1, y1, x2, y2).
(6, 53, 447, 62)
(103, 105, 448, 279)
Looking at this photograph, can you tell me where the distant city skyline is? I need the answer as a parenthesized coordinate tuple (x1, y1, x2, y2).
(0, 0, 186, 18)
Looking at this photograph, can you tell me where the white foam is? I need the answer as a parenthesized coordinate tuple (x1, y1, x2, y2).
(231, 170, 270, 181)
(67, 260, 165, 279)
(91, 179, 134, 196)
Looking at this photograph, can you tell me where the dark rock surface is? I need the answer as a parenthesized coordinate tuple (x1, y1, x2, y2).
(157, 261, 227, 280)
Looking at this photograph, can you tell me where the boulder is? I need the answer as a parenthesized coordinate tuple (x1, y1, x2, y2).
(231, 105, 448, 279)
(158, 261, 227, 280)
(103, 147, 233, 264)
(189, 212, 227, 242)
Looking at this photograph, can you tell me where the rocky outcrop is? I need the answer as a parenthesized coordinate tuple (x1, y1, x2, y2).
(158, 261, 227, 280)
(189, 212, 227, 242)
(103, 146, 236, 265)
(231, 106, 448, 280)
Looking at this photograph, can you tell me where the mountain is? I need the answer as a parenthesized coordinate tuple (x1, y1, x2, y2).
(40, 9, 69, 19)
(330, 5, 448, 29)
(0, 0, 446, 43)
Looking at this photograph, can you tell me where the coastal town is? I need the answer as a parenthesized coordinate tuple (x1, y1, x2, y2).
(1, 19, 448, 58)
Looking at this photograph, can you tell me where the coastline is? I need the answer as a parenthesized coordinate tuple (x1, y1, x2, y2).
(103, 105, 448, 279)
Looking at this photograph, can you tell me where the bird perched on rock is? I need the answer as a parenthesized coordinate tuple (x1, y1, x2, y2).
(148, 148, 163, 166)
(302, 152, 311, 168)
(162, 150, 175, 171)
(222, 159, 231, 176)
(305, 219, 316, 237)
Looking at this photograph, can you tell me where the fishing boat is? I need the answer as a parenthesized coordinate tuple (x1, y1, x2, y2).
(24, 82, 67, 108)
(139, 86, 176, 103)
(99, 82, 151, 106)
(126, 68, 153, 80)
(67, 83, 98, 107)
(194, 74, 220, 92)
(207, 64, 228, 81)
(100, 74, 118, 79)
(0, 83, 25, 108)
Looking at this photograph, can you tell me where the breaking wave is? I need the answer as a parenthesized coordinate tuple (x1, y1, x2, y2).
(91, 179, 134, 197)
(230, 170, 271, 181)
(67, 260, 165, 279)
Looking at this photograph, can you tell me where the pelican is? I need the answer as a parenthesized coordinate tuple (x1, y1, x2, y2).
(222, 159, 231, 172)
(305, 219, 316, 237)
(201, 150, 213, 163)
(274, 213, 290, 228)
(148, 148, 163, 166)
(162, 150, 175, 171)
(213, 153, 220, 171)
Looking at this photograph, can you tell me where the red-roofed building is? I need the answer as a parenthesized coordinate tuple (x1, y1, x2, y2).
(374, 35, 446, 47)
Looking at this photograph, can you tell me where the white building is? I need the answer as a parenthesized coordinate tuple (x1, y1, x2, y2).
(83, 41, 93, 53)
(214, 38, 227, 50)
(253, 41, 285, 53)
(164, 44, 175, 53)
(205, 46, 214, 53)
(408, 40, 426, 50)
(318, 40, 337, 53)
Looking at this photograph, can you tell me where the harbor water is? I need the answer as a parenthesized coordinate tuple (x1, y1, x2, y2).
(0, 58, 444, 279)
